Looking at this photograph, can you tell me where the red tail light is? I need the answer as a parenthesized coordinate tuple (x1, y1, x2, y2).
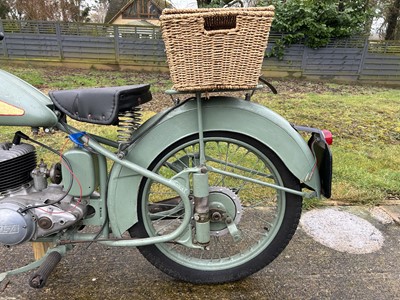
(322, 130, 333, 145)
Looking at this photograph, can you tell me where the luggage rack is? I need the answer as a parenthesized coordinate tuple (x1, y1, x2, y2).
(165, 84, 264, 95)
(166, 84, 265, 102)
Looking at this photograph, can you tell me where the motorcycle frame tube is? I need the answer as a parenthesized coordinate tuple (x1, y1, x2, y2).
(193, 92, 211, 244)
(105, 96, 321, 238)
(60, 127, 195, 247)
(207, 166, 309, 197)
(196, 92, 207, 165)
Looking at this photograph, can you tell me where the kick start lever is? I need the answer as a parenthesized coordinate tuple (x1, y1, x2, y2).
(29, 251, 62, 289)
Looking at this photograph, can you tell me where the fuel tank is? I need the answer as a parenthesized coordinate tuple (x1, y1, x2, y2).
(0, 70, 58, 127)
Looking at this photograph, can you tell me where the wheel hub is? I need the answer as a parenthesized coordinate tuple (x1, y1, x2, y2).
(208, 187, 242, 237)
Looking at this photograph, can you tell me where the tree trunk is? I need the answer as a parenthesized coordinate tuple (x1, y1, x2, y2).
(385, 0, 400, 40)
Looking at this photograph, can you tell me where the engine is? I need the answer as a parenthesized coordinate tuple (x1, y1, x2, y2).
(0, 141, 86, 246)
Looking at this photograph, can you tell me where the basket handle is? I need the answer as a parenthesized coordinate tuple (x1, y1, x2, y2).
(203, 15, 237, 33)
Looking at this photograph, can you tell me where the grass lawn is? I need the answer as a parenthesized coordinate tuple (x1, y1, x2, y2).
(1, 63, 399, 206)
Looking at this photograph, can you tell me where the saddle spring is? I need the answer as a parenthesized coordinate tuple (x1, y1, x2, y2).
(117, 107, 142, 145)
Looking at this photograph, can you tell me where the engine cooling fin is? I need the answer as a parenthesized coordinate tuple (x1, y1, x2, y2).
(0, 143, 37, 193)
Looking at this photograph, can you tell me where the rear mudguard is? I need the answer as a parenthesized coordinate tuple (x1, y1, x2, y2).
(107, 96, 320, 237)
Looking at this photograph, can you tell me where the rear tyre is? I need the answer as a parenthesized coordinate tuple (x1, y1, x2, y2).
(130, 131, 302, 283)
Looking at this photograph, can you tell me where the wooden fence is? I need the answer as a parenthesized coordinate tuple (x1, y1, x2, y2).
(0, 19, 399, 84)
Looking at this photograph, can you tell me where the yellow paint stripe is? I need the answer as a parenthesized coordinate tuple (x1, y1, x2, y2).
(0, 100, 25, 116)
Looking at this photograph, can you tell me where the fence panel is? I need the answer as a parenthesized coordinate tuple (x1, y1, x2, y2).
(0, 19, 399, 84)
(360, 53, 400, 81)
(263, 43, 304, 72)
(60, 36, 116, 61)
(4, 34, 60, 59)
(302, 47, 364, 79)
(118, 38, 166, 63)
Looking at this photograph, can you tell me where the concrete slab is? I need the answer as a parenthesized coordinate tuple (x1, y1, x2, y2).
(0, 206, 399, 300)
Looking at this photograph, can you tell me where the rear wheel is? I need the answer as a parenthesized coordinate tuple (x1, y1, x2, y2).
(130, 131, 302, 283)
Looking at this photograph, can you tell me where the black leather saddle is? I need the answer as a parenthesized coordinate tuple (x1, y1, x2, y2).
(49, 84, 152, 125)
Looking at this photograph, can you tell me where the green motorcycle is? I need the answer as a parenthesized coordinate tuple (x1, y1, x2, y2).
(0, 30, 332, 288)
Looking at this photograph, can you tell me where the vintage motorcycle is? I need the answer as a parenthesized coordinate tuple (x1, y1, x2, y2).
(0, 30, 332, 288)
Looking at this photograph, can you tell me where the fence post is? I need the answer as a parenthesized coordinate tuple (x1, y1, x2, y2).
(357, 37, 369, 76)
(55, 22, 64, 61)
(0, 19, 9, 58)
(114, 26, 120, 63)
(301, 43, 308, 76)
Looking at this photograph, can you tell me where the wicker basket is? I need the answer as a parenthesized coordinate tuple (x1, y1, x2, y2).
(160, 6, 275, 92)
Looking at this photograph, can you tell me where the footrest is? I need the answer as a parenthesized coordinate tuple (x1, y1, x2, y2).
(29, 251, 62, 289)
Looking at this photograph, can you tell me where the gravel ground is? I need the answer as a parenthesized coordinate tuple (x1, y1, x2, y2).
(300, 208, 385, 254)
